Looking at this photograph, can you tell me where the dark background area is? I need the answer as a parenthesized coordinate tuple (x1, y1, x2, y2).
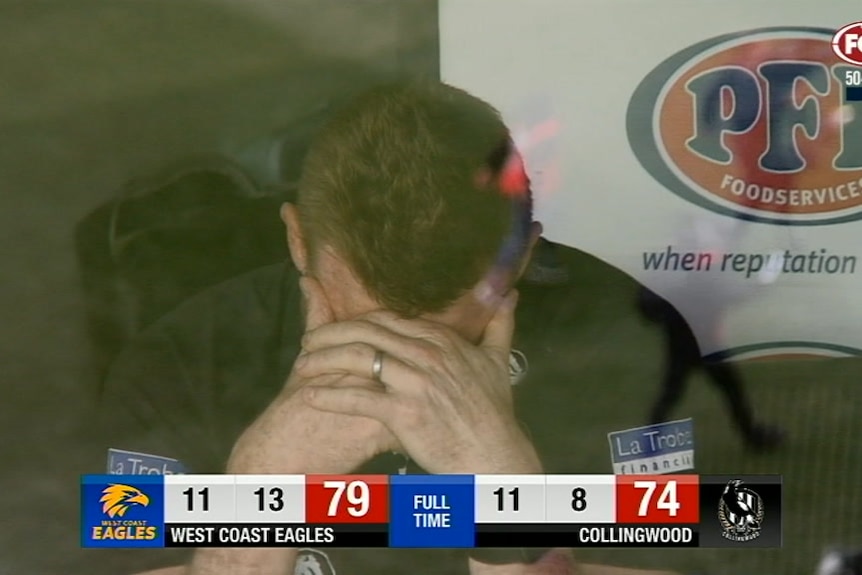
(0, 2, 858, 575)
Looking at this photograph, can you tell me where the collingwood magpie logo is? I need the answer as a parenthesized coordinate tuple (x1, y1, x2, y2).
(718, 479, 764, 542)
(294, 548, 335, 575)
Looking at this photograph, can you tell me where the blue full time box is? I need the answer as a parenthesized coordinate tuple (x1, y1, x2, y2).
(388, 474, 475, 548)
(607, 418, 695, 475)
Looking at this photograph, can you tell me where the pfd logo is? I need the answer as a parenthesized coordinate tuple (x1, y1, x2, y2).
(833, 22, 862, 65)
(628, 27, 862, 225)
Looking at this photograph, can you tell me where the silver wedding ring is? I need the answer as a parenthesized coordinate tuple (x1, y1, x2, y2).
(371, 349, 384, 381)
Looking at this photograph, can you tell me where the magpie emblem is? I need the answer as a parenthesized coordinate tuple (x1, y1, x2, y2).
(509, 349, 528, 385)
(294, 548, 336, 575)
(718, 479, 764, 542)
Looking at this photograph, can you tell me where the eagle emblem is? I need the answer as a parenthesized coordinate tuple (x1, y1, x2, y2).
(100, 484, 150, 518)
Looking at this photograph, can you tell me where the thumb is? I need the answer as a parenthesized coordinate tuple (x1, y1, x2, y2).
(480, 289, 518, 356)
(300, 276, 334, 332)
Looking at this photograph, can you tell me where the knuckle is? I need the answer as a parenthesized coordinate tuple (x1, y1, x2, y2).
(365, 309, 398, 323)
(337, 373, 367, 387)
(396, 398, 424, 427)
(421, 325, 450, 346)
(347, 341, 375, 361)
(416, 341, 444, 365)
(302, 325, 324, 345)
(355, 319, 389, 339)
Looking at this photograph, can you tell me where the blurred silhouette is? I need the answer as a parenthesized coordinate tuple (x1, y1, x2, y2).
(817, 548, 862, 575)
(636, 285, 784, 452)
(74, 157, 286, 387)
(523, 234, 784, 452)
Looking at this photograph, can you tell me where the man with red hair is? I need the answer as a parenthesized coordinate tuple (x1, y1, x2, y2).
(101, 82, 677, 575)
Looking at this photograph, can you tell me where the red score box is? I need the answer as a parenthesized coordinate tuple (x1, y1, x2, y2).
(615, 475, 699, 524)
(305, 475, 389, 524)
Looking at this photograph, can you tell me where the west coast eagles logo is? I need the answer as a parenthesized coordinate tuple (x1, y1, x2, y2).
(718, 479, 764, 542)
(100, 484, 150, 518)
(294, 548, 336, 575)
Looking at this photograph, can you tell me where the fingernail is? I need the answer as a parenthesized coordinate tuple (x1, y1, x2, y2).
(474, 279, 496, 306)
(504, 290, 520, 310)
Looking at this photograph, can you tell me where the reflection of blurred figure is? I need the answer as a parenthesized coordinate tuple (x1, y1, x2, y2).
(636, 285, 784, 452)
(524, 236, 570, 285)
(634, 46, 810, 451)
(507, 94, 571, 287)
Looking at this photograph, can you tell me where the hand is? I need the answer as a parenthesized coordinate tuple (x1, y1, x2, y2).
(296, 291, 542, 474)
(226, 276, 399, 475)
(470, 549, 577, 575)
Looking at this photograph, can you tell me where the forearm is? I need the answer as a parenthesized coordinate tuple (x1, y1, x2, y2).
(183, 428, 303, 575)
(469, 548, 576, 575)
(188, 548, 298, 575)
(468, 550, 680, 575)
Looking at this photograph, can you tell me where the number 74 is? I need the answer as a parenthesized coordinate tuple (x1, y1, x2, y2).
(634, 480, 680, 516)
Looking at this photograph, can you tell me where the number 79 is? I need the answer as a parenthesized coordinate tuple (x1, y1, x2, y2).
(323, 480, 370, 517)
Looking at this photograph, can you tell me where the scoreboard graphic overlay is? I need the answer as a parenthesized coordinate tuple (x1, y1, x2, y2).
(81, 474, 782, 549)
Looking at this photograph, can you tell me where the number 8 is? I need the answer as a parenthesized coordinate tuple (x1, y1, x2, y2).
(571, 487, 587, 511)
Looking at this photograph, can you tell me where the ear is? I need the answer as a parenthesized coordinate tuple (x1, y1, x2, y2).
(515, 221, 544, 279)
(281, 203, 308, 275)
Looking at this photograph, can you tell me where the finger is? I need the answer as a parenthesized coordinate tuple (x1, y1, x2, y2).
(295, 342, 425, 393)
(358, 310, 455, 342)
(302, 385, 394, 422)
(480, 289, 518, 355)
(307, 309, 464, 356)
(300, 276, 334, 332)
(303, 317, 433, 367)
(307, 373, 385, 391)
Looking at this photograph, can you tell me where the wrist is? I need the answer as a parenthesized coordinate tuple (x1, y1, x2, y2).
(226, 448, 351, 475)
(226, 430, 313, 475)
(190, 547, 297, 575)
(469, 548, 555, 567)
(227, 437, 372, 475)
(501, 433, 544, 474)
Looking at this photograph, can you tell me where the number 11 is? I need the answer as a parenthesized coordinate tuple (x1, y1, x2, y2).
(182, 487, 209, 511)
(493, 487, 519, 511)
